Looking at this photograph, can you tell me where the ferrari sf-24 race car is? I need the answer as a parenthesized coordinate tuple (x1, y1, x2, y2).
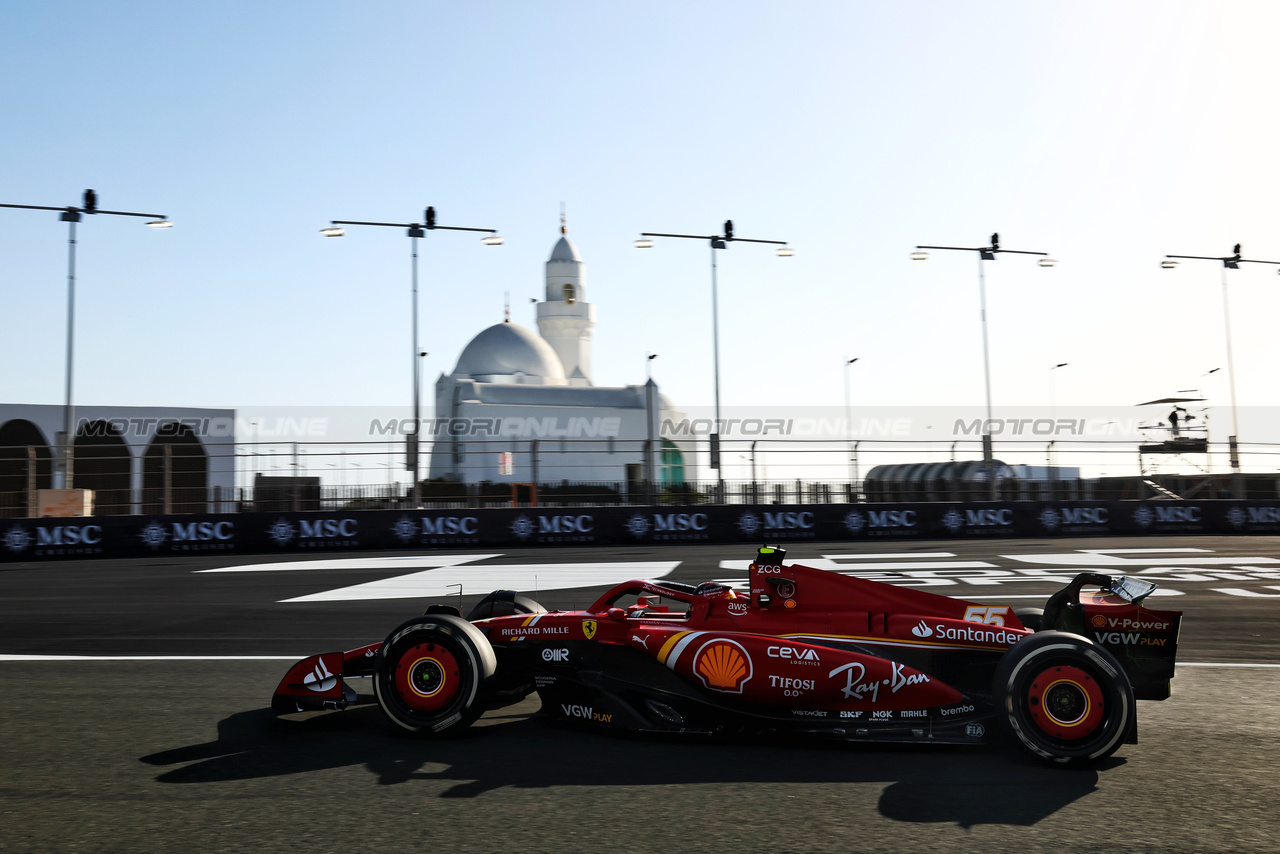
(273, 546, 1182, 766)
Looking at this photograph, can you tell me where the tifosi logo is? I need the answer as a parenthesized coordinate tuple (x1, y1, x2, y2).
(541, 648, 571, 662)
(911, 620, 933, 638)
(303, 658, 337, 693)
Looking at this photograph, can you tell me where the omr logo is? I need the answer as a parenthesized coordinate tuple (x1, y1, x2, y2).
(911, 620, 933, 638)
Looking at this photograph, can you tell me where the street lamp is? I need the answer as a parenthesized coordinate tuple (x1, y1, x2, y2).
(323, 206, 502, 505)
(0, 189, 171, 490)
(1162, 243, 1280, 494)
(635, 219, 793, 493)
(913, 232, 1054, 499)
(843, 357, 859, 494)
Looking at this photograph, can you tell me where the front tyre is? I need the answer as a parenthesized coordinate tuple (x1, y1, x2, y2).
(994, 631, 1134, 767)
(374, 614, 497, 736)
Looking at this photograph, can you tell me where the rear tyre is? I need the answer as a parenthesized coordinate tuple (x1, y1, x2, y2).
(466, 589, 547, 621)
(374, 614, 497, 736)
(994, 631, 1133, 767)
(466, 590, 548, 706)
(1013, 607, 1044, 632)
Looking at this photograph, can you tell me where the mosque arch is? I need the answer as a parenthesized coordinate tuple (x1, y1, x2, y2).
(0, 420, 52, 517)
(143, 422, 208, 513)
(73, 421, 133, 514)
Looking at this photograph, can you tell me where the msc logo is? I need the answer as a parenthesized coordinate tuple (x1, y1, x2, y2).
(1155, 506, 1201, 523)
(763, 511, 814, 530)
(868, 510, 917, 528)
(172, 521, 234, 542)
(1060, 507, 1107, 525)
(538, 515, 593, 534)
(298, 519, 357, 539)
(35, 525, 103, 546)
(1248, 507, 1280, 524)
(420, 516, 479, 536)
(654, 513, 708, 532)
(966, 509, 1013, 526)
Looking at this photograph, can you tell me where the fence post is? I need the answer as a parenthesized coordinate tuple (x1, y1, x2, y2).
(26, 446, 37, 517)
(163, 443, 173, 514)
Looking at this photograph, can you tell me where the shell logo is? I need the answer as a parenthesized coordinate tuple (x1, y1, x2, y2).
(693, 639, 753, 693)
(1091, 614, 1107, 628)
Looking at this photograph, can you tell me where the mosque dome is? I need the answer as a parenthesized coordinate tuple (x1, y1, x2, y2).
(454, 322, 567, 383)
(549, 235, 582, 263)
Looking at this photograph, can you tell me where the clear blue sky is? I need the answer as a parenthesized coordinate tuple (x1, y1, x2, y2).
(4, 1, 1279, 436)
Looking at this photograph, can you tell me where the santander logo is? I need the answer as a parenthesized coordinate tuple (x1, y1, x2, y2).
(911, 620, 933, 638)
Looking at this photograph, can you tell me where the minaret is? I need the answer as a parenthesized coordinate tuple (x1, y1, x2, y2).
(536, 212, 596, 386)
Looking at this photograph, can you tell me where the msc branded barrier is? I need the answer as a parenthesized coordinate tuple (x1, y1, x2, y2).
(3, 500, 1280, 561)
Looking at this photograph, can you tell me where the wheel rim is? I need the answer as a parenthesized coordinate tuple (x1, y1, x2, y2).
(393, 643, 461, 713)
(1027, 665, 1104, 740)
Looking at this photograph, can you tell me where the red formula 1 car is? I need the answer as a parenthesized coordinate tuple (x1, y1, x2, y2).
(273, 546, 1182, 766)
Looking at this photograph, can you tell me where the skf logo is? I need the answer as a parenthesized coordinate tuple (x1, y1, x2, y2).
(693, 639, 752, 693)
(582, 619, 597, 640)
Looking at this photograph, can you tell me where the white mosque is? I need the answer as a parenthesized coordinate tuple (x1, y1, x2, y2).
(427, 225, 693, 491)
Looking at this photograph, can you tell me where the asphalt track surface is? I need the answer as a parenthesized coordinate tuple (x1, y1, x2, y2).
(3, 537, 1280, 853)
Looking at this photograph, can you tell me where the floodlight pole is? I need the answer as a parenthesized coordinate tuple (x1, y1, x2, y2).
(0, 191, 171, 490)
(635, 221, 793, 497)
(323, 209, 502, 505)
(913, 234, 1054, 500)
(1162, 244, 1280, 496)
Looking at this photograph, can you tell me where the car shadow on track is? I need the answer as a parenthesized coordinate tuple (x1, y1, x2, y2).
(139, 698, 1109, 827)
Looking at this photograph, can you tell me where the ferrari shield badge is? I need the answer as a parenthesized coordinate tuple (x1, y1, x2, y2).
(582, 619, 597, 640)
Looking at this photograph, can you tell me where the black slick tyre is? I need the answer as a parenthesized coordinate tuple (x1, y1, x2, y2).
(993, 630, 1134, 767)
(373, 614, 497, 736)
